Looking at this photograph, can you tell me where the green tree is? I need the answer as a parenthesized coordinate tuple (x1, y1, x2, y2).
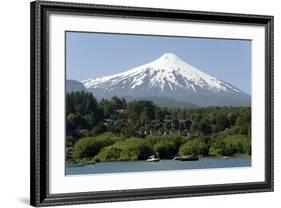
(215, 114, 230, 131)
(99, 99, 114, 118)
(227, 112, 237, 126)
(91, 122, 107, 136)
(235, 109, 251, 135)
(125, 100, 156, 136)
(66, 91, 103, 119)
(111, 96, 126, 109)
(72, 133, 118, 161)
(67, 113, 88, 132)
(197, 119, 212, 135)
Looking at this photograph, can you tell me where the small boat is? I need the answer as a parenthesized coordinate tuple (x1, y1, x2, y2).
(222, 156, 230, 159)
(180, 155, 199, 161)
(147, 152, 160, 162)
(173, 156, 181, 160)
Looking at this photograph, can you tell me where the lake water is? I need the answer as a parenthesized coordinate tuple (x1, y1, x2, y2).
(66, 157, 251, 175)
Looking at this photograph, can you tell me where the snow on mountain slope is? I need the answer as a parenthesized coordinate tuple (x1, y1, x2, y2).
(82, 53, 250, 107)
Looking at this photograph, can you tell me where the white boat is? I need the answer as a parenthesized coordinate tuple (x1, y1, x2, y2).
(222, 156, 230, 159)
(147, 152, 160, 162)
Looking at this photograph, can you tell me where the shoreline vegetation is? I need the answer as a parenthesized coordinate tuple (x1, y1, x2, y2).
(66, 92, 251, 164)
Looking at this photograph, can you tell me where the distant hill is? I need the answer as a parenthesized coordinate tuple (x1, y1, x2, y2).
(66, 80, 87, 92)
(124, 96, 198, 109)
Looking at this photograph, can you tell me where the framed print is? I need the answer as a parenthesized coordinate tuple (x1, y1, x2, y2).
(30, 0, 274, 207)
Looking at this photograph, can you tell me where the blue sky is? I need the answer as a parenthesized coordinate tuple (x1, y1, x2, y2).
(66, 32, 251, 94)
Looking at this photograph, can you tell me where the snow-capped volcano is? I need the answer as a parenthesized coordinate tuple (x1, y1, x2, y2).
(81, 53, 250, 107)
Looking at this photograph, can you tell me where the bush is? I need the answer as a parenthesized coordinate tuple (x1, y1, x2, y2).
(209, 135, 251, 156)
(197, 119, 212, 135)
(94, 138, 153, 161)
(208, 146, 223, 156)
(94, 146, 122, 161)
(178, 138, 209, 156)
(72, 133, 119, 161)
(222, 135, 251, 156)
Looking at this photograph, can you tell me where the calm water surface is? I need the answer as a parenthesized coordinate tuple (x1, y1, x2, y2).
(66, 157, 251, 175)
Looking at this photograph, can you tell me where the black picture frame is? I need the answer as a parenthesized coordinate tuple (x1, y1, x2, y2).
(30, 0, 274, 207)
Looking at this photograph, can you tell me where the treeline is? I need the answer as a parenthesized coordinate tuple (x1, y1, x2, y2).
(66, 92, 251, 162)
